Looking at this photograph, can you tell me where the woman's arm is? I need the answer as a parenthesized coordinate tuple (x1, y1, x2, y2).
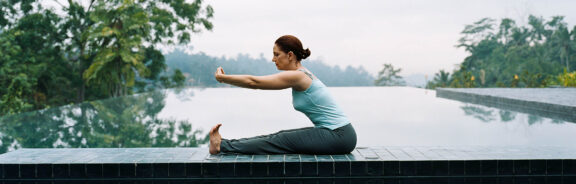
(214, 67, 306, 90)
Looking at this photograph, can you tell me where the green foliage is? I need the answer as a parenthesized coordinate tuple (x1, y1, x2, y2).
(0, 0, 213, 115)
(450, 66, 477, 88)
(0, 11, 66, 115)
(556, 69, 576, 87)
(374, 64, 405, 86)
(426, 70, 451, 89)
(438, 15, 576, 88)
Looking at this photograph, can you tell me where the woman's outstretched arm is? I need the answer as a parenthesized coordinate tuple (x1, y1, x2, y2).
(214, 67, 306, 90)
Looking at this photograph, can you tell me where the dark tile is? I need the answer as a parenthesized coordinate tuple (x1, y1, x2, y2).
(102, 164, 119, 178)
(169, 163, 186, 177)
(119, 163, 135, 178)
(185, 163, 201, 177)
(86, 164, 102, 178)
(465, 161, 481, 176)
(316, 155, 332, 162)
(562, 176, 576, 184)
(481, 160, 497, 176)
(36, 164, 53, 179)
(251, 162, 267, 177)
(464, 177, 483, 183)
(432, 161, 449, 176)
(300, 154, 317, 162)
(301, 161, 318, 176)
(530, 160, 546, 175)
(267, 155, 284, 177)
(415, 161, 433, 176)
(400, 161, 416, 176)
(498, 160, 513, 176)
(383, 161, 399, 176)
(53, 164, 69, 178)
(269, 155, 284, 162)
(545, 176, 563, 184)
(563, 160, 576, 175)
(480, 177, 499, 183)
(351, 161, 367, 176)
(332, 155, 349, 161)
(135, 163, 154, 178)
(514, 160, 529, 175)
(220, 154, 238, 162)
(284, 162, 300, 177)
(234, 163, 251, 177)
(236, 155, 253, 162)
(497, 177, 514, 184)
(201, 163, 218, 177)
(218, 163, 235, 177)
(69, 164, 86, 178)
(4, 164, 19, 179)
(546, 160, 562, 175)
(20, 164, 36, 178)
(529, 177, 546, 184)
(449, 161, 465, 176)
(318, 162, 333, 176)
(334, 161, 350, 176)
(154, 163, 169, 178)
(366, 161, 382, 176)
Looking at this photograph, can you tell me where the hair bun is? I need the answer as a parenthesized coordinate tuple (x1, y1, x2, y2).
(302, 48, 311, 60)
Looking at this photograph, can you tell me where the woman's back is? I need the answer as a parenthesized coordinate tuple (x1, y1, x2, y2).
(292, 69, 350, 130)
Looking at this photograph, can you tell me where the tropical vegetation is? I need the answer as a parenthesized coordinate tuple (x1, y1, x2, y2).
(427, 15, 576, 89)
(0, 0, 214, 115)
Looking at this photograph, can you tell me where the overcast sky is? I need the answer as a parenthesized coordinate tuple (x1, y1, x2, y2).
(186, 0, 576, 77)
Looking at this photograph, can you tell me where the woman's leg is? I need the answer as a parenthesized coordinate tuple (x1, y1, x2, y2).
(219, 126, 315, 154)
(216, 124, 356, 155)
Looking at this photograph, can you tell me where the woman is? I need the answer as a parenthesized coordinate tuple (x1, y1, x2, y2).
(210, 35, 356, 155)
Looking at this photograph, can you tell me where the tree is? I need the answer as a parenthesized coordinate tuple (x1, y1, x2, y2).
(374, 64, 405, 86)
(78, 0, 214, 97)
(0, 0, 214, 115)
(439, 15, 575, 88)
(426, 70, 451, 89)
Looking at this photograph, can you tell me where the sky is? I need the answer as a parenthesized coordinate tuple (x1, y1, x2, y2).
(186, 0, 576, 77)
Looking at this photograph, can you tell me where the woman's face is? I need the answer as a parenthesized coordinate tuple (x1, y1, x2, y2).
(272, 44, 291, 70)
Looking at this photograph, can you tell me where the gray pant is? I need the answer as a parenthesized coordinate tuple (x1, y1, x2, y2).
(220, 123, 357, 155)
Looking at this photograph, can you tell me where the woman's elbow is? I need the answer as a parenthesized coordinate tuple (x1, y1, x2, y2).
(246, 78, 260, 89)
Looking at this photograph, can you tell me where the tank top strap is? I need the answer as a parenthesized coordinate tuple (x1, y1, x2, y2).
(297, 69, 314, 80)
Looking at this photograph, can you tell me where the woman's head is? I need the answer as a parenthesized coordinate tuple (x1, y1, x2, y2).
(274, 35, 311, 61)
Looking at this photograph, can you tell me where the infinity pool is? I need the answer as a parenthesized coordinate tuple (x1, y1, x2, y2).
(1, 87, 575, 154)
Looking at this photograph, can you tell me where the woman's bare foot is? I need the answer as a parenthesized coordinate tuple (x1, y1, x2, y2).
(209, 123, 222, 155)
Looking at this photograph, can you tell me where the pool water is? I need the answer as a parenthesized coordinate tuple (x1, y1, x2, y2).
(1, 87, 575, 154)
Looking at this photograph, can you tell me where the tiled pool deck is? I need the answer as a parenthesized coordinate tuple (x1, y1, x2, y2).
(1, 146, 576, 180)
(436, 88, 576, 123)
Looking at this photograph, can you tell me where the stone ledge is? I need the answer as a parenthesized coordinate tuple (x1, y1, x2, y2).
(1, 146, 576, 179)
(436, 88, 576, 123)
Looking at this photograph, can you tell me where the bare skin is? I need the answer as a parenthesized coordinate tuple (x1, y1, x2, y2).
(209, 123, 222, 155)
(209, 44, 312, 155)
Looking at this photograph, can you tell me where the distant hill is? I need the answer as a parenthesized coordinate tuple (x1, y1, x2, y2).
(165, 50, 375, 87)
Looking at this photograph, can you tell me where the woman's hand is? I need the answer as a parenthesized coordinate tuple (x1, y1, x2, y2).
(214, 67, 225, 83)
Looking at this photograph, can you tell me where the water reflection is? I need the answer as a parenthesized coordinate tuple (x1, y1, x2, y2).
(460, 104, 565, 125)
(0, 90, 208, 154)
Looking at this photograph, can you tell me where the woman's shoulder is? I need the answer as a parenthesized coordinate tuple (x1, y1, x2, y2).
(278, 70, 313, 91)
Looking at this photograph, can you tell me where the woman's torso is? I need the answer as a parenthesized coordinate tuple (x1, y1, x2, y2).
(292, 69, 350, 130)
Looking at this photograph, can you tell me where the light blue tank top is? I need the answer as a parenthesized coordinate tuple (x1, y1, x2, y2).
(292, 69, 350, 130)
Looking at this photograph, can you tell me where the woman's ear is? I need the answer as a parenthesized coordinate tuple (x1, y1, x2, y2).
(288, 51, 294, 61)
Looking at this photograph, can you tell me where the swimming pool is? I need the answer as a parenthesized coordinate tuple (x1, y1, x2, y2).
(1, 87, 575, 154)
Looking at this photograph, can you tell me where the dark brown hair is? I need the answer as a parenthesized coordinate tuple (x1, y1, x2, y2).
(275, 35, 311, 61)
